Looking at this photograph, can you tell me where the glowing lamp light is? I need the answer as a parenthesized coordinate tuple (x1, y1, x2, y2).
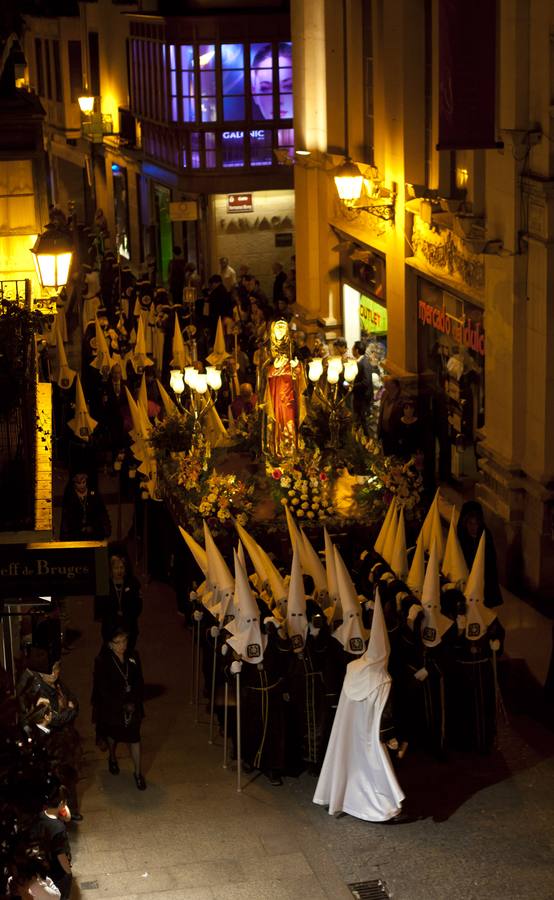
(344, 359, 359, 383)
(327, 368, 340, 385)
(184, 366, 197, 387)
(170, 369, 185, 396)
(334, 158, 363, 202)
(78, 94, 95, 114)
(206, 367, 222, 391)
(31, 225, 73, 290)
(327, 356, 343, 376)
(194, 373, 208, 394)
(308, 358, 324, 383)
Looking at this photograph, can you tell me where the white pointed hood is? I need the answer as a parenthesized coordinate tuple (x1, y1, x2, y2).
(286, 548, 308, 651)
(406, 535, 425, 599)
(420, 488, 439, 550)
(285, 503, 302, 555)
(226, 550, 267, 663)
(207, 317, 231, 366)
(156, 379, 179, 418)
(90, 318, 112, 376)
(324, 527, 338, 600)
(138, 373, 149, 418)
(343, 588, 390, 701)
(442, 507, 469, 584)
(68, 376, 97, 439)
(171, 315, 189, 369)
(178, 525, 208, 576)
(332, 545, 366, 655)
(130, 317, 154, 374)
(234, 521, 287, 605)
(55, 324, 76, 389)
(300, 528, 328, 599)
(428, 497, 445, 562)
(374, 496, 398, 558)
(464, 533, 496, 640)
(381, 503, 399, 567)
(390, 507, 409, 582)
(421, 542, 453, 647)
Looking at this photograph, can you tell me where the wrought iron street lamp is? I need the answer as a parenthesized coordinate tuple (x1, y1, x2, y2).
(308, 355, 358, 449)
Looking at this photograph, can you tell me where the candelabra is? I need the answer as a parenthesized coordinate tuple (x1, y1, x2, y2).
(307, 355, 358, 449)
(170, 365, 222, 446)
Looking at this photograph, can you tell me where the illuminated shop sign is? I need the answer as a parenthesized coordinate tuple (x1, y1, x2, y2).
(360, 293, 388, 334)
(228, 193, 253, 212)
(417, 299, 485, 356)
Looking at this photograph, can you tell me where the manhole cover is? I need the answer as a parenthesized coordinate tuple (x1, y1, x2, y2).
(348, 880, 390, 899)
(80, 881, 99, 890)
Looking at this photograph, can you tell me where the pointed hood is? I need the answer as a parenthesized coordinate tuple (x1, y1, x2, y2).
(421, 542, 453, 647)
(428, 496, 445, 562)
(300, 528, 328, 598)
(234, 521, 287, 605)
(237, 540, 247, 572)
(390, 506, 408, 582)
(130, 317, 153, 373)
(406, 535, 425, 599)
(332, 544, 366, 655)
(178, 525, 208, 576)
(381, 503, 399, 567)
(156, 379, 179, 418)
(138, 373, 149, 418)
(124, 385, 144, 441)
(171, 315, 188, 369)
(286, 548, 308, 651)
(226, 550, 267, 664)
(285, 503, 302, 555)
(420, 488, 440, 552)
(442, 507, 469, 584)
(464, 533, 496, 640)
(68, 376, 97, 439)
(324, 527, 338, 601)
(90, 318, 112, 376)
(201, 399, 233, 448)
(206, 317, 231, 366)
(343, 588, 391, 700)
(203, 521, 235, 622)
(55, 325, 76, 389)
(374, 496, 398, 558)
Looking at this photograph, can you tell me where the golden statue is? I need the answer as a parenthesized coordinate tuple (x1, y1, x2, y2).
(261, 319, 307, 459)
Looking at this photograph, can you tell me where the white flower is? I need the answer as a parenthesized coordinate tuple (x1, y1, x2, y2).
(301, 502, 309, 510)
(297, 509, 304, 517)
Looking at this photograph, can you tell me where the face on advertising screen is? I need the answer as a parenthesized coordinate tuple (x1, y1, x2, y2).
(250, 42, 293, 120)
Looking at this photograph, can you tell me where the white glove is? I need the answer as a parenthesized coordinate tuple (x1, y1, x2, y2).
(221, 644, 229, 656)
(414, 667, 429, 682)
(210, 626, 220, 639)
(386, 738, 399, 750)
(456, 614, 467, 631)
(230, 660, 242, 675)
(193, 610, 203, 622)
(489, 639, 500, 652)
(189, 590, 198, 601)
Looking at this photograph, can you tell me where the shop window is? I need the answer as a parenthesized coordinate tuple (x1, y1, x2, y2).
(250, 43, 273, 120)
(181, 44, 195, 122)
(278, 42, 293, 119)
(52, 41, 62, 102)
(88, 31, 100, 97)
(44, 39, 52, 99)
(277, 127, 295, 159)
(169, 44, 178, 121)
(191, 132, 201, 169)
(200, 44, 217, 123)
(205, 131, 216, 168)
(222, 130, 244, 168)
(221, 43, 244, 121)
(35, 38, 45, 97)
(250, 128, 273, 166)
(68, 40, 82, 103)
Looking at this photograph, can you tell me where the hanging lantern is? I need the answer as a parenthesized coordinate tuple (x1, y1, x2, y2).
(31, 225, 73, 290)
(334, 158, 363, 203)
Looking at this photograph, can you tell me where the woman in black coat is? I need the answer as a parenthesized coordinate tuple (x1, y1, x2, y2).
(457, 500, 503, 608)
(91, 627, 146, 789)
(96, 549, 142, 650)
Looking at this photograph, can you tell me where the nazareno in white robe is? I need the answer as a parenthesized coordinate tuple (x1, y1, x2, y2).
(313, 589, 405, 822)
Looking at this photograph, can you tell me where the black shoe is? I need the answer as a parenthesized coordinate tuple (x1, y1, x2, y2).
(108, 758, 119, 775)
(268, 771, 283, 786)
(134, 773, 146, 791)
(71, 813, 83, 822)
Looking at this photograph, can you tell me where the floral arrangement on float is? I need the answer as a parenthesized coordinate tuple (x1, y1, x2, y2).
(267, 449, 335, 521)
(196, 473, 254, 526)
